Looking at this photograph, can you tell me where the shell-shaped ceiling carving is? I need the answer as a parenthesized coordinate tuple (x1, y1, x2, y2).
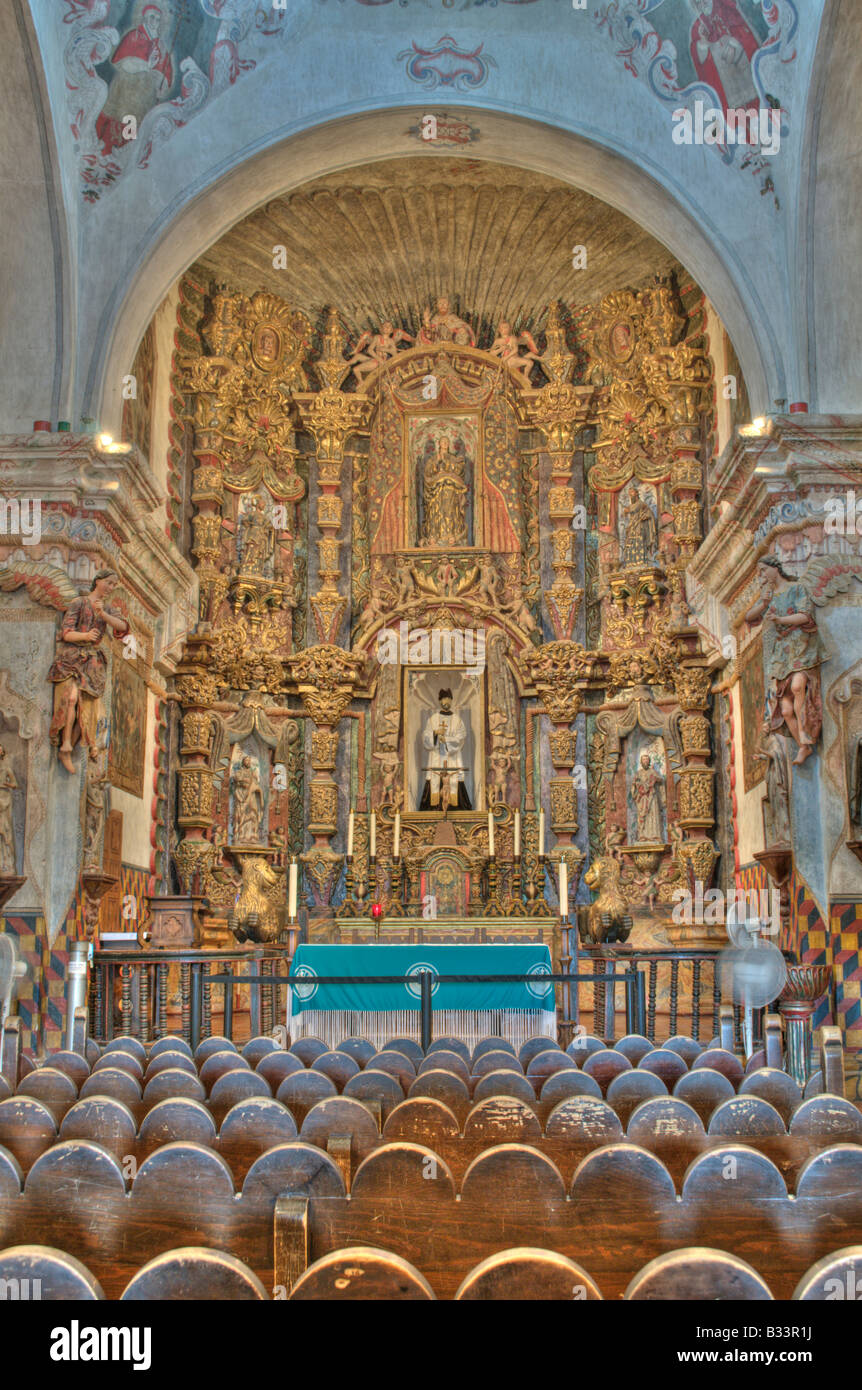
(194, 158, 685, 343)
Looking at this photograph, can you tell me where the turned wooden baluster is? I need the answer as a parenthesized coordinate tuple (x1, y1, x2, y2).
(157, 963, 168, 1039)
(691, 958, 702, 1041)
(202, 962, 212, 1038)
(181, 963, 191, 1043)
(711, 967, 721, 1041)
(669, 959, 679, 1036)
(647, 960, 658, 1042)
(139, 963, 150, 1046)
(121, 964, 132, 1036)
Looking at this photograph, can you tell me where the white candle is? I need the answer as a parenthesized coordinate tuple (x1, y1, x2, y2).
(514, 810, 521, 858)
(394, 812, 401, 858)
(347, 809, 354, 858)
(288, 859, 298, 919)
(369, 811, 376, 858)
(488, 810, 495, 858)
(538, 809, 545, 857)
(559, 859, 568, 918)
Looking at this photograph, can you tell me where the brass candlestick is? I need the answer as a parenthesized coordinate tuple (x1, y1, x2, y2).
(507, 854, 526, 916)
(387, 856, 406, 917)
(485, 855, 504, 918)
(335, 854, 357, 919)
(527, 854, 552, 917)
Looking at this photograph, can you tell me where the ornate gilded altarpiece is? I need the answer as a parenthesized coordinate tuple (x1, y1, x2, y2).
(168, 274, 718, 973)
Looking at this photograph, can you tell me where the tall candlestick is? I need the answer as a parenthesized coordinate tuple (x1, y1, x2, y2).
(369, 811, 376, 858)
(394, 811, 401, 858)
(347, 809, 354, 858)
(559, 859, 568, 918)
(538, 809, 545, 857)
(514, 810, 521, 858)
(288, 859, 298, 919)
(488, 810, 495, 857)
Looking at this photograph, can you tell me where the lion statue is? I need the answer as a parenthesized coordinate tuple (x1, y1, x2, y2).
(579, 855, 633, 945)
(229, 852, 283, 943)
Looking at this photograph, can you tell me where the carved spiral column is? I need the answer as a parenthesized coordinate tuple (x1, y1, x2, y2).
(174, 634, 217, 893)
(674, 663, 718, 889)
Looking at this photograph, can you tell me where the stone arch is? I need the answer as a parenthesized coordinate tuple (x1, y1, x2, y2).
(85, 107, 778, 435)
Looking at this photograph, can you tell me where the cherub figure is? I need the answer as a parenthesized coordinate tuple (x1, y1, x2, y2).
(347, 321, 413, 384)
(374, 750, 401, 806)
(489, 320, 543, 389)
(476, 556, 504, 609)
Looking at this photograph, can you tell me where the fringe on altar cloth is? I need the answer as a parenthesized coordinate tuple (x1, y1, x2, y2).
(286, 1006, 557, 1051)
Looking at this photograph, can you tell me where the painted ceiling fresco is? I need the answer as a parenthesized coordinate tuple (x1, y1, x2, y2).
(62, 0, 296, 202)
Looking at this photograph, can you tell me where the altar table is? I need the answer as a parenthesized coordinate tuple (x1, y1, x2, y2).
(287, 943, 556, 1051)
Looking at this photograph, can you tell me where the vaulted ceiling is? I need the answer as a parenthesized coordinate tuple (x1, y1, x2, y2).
(192, 157, 688, 342)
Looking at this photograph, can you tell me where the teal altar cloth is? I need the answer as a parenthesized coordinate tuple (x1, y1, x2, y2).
(287, 944, 556, 1049)
(289, 943, 553, 1013)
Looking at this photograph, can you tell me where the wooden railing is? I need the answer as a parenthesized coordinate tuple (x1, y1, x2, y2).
(88, 945, 292, 1048)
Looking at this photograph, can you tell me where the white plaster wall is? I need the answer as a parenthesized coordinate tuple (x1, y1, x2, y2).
(0, 3, 71, 432)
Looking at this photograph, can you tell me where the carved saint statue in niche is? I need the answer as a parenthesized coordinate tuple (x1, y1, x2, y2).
(238, 496, 273, 577)
(422, 436, 470, 548)
(48, 569, 131, 774)
(83, 734, 109, 868)
(759, 725, 791, 846)
(231, 753, 265, 843)
(630, 751, 666, 842)
(0, 746, 18, 876)
(420, 688, 472, 811)
(620, 487, 658, 567)
(744, 556, 823, 766)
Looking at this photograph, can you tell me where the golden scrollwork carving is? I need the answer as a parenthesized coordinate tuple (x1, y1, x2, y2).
(679, 713, 711, 756)
(674, 665, 713, 711)
(309, 782, 339, 831)
(178, 768, 216, 826)
(550, 778, 578, 831)
(521, 641, 593, 723)
(175, 671, 218, 707)
(548, 729, 578, 767)
(174, 839, 216, 896)
(678, 768, 715, 824)
(311, 730, 339, 769)
(287, 644, 364, 727)
(181, 711, 214, 758)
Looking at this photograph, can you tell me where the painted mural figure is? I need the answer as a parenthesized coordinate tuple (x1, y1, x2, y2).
(422, 437, 470, 547)
(96, 4, 174, 156)
(620, 487, 658, 566)
(689, 0, 760, 115)
(420, 688, 472, 812)
(0, 747, 18, 876)
(48, 570, 131, 775)
(232, 754, 265, 843)
(744, 556, 823, 766)
(631, 751, 665, 843)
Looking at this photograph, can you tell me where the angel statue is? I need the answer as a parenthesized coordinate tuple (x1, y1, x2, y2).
(47, 568, 131, 774)
(744, 552, 862, 766)
(489, 321, 543, 389)
(346, 321, 413, 384)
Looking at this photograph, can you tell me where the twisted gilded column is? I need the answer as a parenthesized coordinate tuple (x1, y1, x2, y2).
(521, 641, 591, 895)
